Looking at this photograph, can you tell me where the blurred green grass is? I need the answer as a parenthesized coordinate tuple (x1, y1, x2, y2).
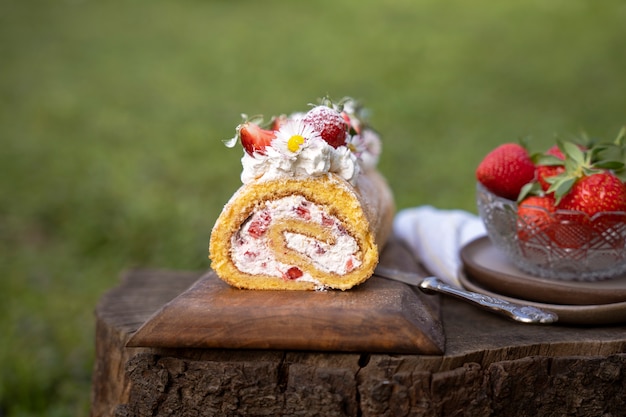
(1, 0, 625, 414)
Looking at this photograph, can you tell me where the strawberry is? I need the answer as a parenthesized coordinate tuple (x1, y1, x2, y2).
(535, 145, 566, 192)
(557, 172, 626, 216)
(341, 112, 354, 130)
(239, 122, 276, 156)
(547, 139, 626, 210)
(271, 114, 288, 131)
(517, 194, 556, 242)
(535, 144, 589, 192)
(294, 202, 311, 220)
(345, 258, 355, 272)
(517, 193, 593, 249)
(544, 138, 626, 248)
(302, 105, 348, 148)
(546, 144, 565, 159)
(476, 143, 536, 200)
(536, 165, 565, 192)
(517, 193, 594, 249)
(248, 211, 272, 238)
(550, 173, 624, 250)
(549, 211, 596, 249)
(283, 266, 303, 280)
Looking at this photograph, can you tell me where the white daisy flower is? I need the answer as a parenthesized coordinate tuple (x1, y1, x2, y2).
(271, 118, 321, 157)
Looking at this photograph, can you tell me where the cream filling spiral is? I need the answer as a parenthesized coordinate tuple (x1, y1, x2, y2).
(230, 195, 362, 283)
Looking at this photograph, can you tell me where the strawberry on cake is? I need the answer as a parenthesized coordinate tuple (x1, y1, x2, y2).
(209, 97, 395, 290)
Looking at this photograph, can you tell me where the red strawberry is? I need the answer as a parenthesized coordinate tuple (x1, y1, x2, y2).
(545, 144, 565, 159)
(517, 194, 593, 249)
(294, 203, 311, 220)
(321, 213, 335, 227)
(535, 144, 587, 192)
(345, 258, 355, 272)
(284, 266, 303, 280)
(550, 211, 594, 249)
(340, 111, 361, 135)
(271, 114, 288, 131)
(536, 165, 565, 192)
(476, 143, 536, 200)
(557, 172, 626, 216)
(543, 140, 626, 248)
(248, 211, 272, 238)
(536, 145, 566, 191)
(302, 106, 348, 148)
(517, 194, 594, 249)
(239, 122, 276, 156)
(517, 194, 556, 242)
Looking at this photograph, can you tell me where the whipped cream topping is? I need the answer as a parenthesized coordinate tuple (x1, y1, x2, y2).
(230, 195, 362, 283)
(230, 98, 381, 185)
(240, 132, 362, 184)
(241, 118, 363, 185)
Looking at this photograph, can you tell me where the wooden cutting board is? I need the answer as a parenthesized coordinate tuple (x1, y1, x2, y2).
(126, 238, 445, 354)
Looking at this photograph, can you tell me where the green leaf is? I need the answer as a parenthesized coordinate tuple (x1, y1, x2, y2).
(547, 176, 576, 204)
(544, 175, 560, 185)
(518, 135, 531, 151)
(517, 181, 542, 203)
(589, 146, 606, 165)
(563, 156, 579, 174)
(534, 154, 564, 166)
(594, 160, 625, 170)
(561, 140, 585, 165)
(589, 138, 626, 171)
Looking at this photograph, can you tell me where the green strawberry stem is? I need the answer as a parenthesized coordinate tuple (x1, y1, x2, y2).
(546, 131, 626, 203)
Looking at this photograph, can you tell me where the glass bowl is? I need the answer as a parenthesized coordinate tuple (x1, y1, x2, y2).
(476, 182, 626, 281)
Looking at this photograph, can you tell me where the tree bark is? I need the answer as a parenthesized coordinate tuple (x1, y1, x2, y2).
(91, 269, 626, 417)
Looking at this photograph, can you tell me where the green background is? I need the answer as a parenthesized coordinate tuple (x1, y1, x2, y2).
(2, 0, 625, 414)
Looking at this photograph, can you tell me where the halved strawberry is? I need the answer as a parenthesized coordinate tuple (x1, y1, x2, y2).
(476, 143, 536, 201)
(270, 114, 288, 131)
(341, 111, 361, 135)
(239, 122, 276, 156)
(302, 105, 348, 148)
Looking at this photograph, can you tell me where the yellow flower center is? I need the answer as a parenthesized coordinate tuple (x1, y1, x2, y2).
(287, 135, 305, 152)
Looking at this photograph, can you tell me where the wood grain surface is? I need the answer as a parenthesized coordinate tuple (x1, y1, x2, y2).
(90, 237, 626, 417)
(91, 268, 626, 417)
(126, 239, 445, 354)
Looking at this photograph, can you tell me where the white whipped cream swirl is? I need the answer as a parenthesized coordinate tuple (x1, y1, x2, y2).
(241, 118, 361, 185)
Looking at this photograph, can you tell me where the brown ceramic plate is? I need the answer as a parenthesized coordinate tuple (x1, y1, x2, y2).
(460, 236, 626, 305)
(459, 270, 626, 325)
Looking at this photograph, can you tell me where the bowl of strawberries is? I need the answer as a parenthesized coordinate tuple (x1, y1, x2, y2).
(475, 130, 626, 281)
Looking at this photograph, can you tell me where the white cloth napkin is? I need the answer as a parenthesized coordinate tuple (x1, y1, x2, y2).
(393, 206, 487, 287)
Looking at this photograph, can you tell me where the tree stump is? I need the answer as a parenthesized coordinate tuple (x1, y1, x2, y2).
(91, 268, 626, 417)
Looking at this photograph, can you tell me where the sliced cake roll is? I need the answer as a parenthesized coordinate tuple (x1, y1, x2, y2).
(209, 97, 395, 290)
